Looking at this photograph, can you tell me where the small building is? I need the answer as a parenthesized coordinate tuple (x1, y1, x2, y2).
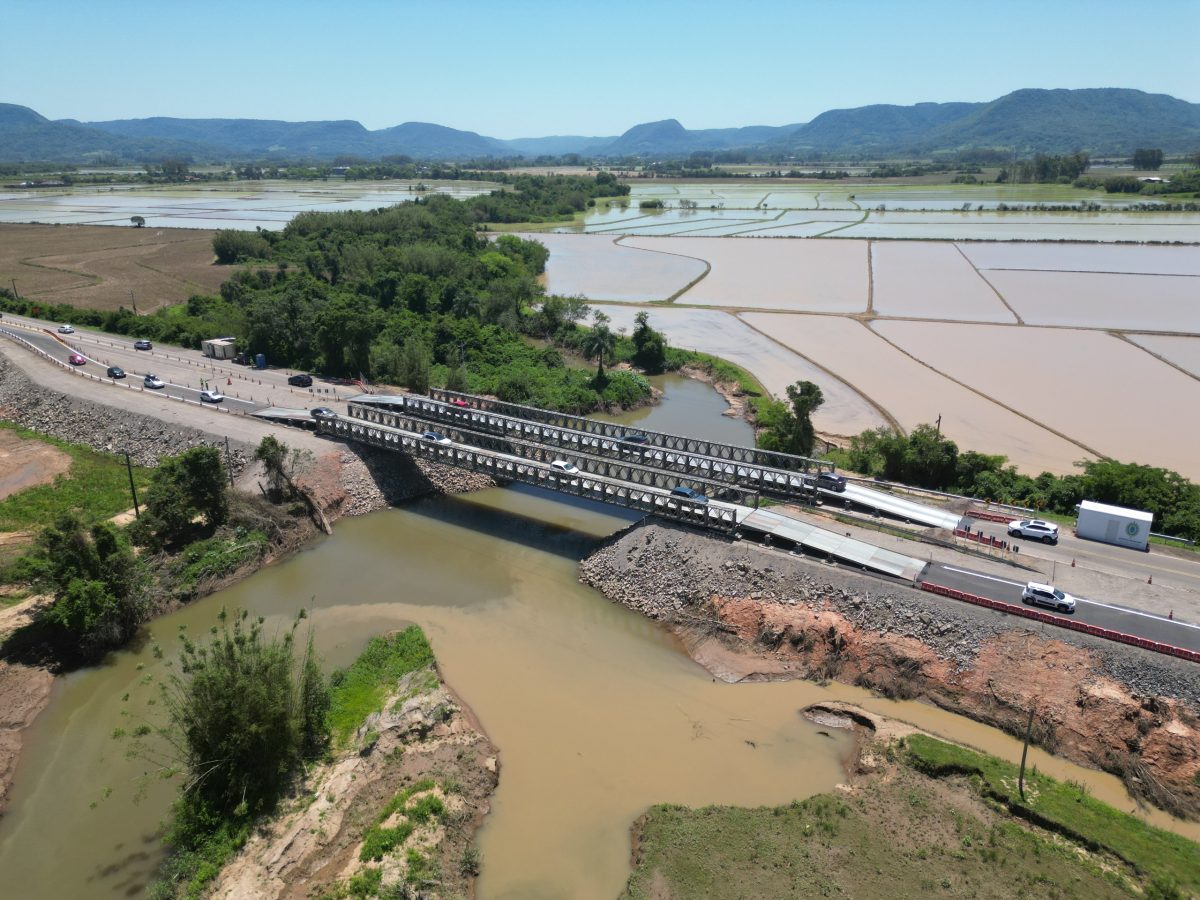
(1075, 500, 1153, 551)
(201, 337, 238, 360)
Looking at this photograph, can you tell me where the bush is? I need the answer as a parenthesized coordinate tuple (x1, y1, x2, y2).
(212, 230, 271, 264)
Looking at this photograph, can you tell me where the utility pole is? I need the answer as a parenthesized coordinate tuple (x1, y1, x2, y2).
(125, 453, 140, 518)
(1018, 704, 1036, 801)
(225, 436, 235, 487)
(9, 278, 17, 299)
(935, 414, 942, 437)
(129, 290, 137, 315)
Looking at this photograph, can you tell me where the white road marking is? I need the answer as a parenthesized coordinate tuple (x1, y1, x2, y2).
(939, 566, 1200, 631)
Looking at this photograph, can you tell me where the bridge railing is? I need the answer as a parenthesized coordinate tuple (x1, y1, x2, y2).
(324, 417, 740, 533)
(355, 394, 820, 501)
(349, 402, 762, 505)
(421, 388, 831, 474)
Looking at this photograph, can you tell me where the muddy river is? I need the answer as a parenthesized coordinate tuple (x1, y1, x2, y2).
(0, 381, 1194, 898)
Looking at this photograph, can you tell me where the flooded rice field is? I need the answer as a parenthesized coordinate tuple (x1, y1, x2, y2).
(870, 241, 1015, 322)
(1128, 334, 1200, 378)
(518, 232, 705, 301)
(987, 270, 1200, 331)
(0, 180, 499, 231)
(622, 236, 868, 311)
(874, 321, 1200, 480)
(738, 313, 1093, 475)
(959, 241, 1200, 275)
(596, 305, 887, 437)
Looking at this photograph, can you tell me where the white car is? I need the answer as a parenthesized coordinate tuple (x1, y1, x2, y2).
(199, 389, 224, 403)
(57, 324, 74, 334)
(550, 460, 579, 474)
(421, 430, 452, 445)
(1021, 581, 1076, 613)
(1008, 519, 1059, 544)
(144, 374, 165, 389)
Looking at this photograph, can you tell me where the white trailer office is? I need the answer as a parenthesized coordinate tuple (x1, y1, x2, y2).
(1075, 500, 1152, 551)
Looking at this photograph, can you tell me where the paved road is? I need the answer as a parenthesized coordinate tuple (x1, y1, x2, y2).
(970, 516, 1200, 596)
(927, 561, 1200, 651)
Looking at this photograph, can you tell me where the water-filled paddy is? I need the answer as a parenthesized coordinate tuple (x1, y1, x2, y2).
(623, 236, 868, 311)
(594, 305, 887, 437)
(988, 270, 1200, 331)
(874, 321, 1200, 480)
(739, 313, 1092, 474)
(1128, 334, 1200, 378)
(960, 241, 1200, 275)
(518, 232, 705, 301)
(870, 241, 1015, 322)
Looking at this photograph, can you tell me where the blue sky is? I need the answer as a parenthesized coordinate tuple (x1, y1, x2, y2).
(5, 0, 1197, 138)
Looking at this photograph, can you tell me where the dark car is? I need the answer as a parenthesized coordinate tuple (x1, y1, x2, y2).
(288, 373, 313, 387)
(817, 472, 848, 493)
(621, 432, 649, 445)
(106, 366, 126, 379)
(311, 407, 337, 420)
(133, 340, 152, 351)
(670, 485, 708, 504)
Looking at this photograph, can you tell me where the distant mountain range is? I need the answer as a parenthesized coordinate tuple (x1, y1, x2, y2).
(3, 88, 1199, 164)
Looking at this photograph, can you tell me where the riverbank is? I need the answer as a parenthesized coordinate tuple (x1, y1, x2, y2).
(579, 520, 1200, 819)
(0, 345, 494, 818)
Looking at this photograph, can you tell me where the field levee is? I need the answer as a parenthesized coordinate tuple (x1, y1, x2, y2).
(578, 520, 1200, 819)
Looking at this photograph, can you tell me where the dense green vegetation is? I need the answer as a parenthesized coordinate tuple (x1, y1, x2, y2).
(327, 627, 435, 745)
(756, 381, 824, 457)
(623, 735, 1197, 899)
(841, 425, 1200, 540)
(997, 151, 1091, 183)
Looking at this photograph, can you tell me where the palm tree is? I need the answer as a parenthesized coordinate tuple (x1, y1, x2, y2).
(581, 319, 617, 381)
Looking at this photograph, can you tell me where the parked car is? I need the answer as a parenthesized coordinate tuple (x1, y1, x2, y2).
(816, 472, 848, 493)
(58, 324, 74, 334)
(1021, 581, 1077, 613)
(106, 366, 125, 379)
(68, 352, 86, 365)
(422, 430, 452, 445)
(199, 389, 224, 403)
(311, 407, 337, 420)
(670, 485, 709, 504)
(1008, 519, 1059, 544)
(550, 460, 580, 474)
(133, 339, 152, 351)
(144, 374, 165, 389)
(288, 373, 313, 387)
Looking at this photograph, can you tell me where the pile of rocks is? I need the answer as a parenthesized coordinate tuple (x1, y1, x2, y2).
(0, 352, 249, 473)
(580, 520, 1200, 704)
(336, 444, 495, 518)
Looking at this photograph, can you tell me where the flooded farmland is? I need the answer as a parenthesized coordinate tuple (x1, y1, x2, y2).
(986, 269, 1200, 331)
(739, 312, 1093, 475)
(870, 241, 1015, 322)
(517, 232, 705, 301)
(874, 321, 1200, 480)
(1128, 334, 1200, 378)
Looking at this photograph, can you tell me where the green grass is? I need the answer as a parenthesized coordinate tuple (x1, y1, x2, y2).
(168, 529, 270, 597)
(359, 778, 444, 862)
(327, 627, 436, 746)
(906, 734, 1200, 895)
(0, 422, 152, 532)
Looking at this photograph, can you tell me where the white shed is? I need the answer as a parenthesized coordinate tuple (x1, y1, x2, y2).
(1075, 500, 1153, 551)
(202, 337, 238, 360)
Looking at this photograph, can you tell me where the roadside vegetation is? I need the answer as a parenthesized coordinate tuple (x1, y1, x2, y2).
(624, 734, 1199, 900)
(837, 424, 1200, 542)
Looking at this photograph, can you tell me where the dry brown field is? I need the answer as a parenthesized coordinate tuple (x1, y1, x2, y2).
(0, 224, 225, 313)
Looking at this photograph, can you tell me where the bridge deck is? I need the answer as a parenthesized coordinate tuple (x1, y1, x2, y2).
(740, 509, 926, 580)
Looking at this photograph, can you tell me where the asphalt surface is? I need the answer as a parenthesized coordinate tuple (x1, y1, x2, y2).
(927, 561, 1200, 651)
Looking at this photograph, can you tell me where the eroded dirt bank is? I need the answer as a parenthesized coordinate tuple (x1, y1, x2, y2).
(211, 665, 499, 899)
(579, 521, 1200, 818)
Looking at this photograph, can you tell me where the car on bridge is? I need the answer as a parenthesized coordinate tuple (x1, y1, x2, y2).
(144, 374, 165, 389)
(1008, 519, 1059, 544)
(68, 352, 86, 365)
(670, 485, 708, 504)
(1021, 581, 1076, 613)
(621, 432, 649, 445)
(311, 407, 337, 420)
(133, 340, 153, 351)
(449, 398, 469, 408)
(422, 431, 452, 445)
(550, 459, 580, 474)
(817, 472, 847, 493)
(288, 373, 313, 387)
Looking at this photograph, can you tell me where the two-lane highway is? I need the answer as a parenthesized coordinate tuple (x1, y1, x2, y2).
(927, 562, 1200, 651)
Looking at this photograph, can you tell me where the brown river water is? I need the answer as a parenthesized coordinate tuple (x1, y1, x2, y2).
(0, 378, 1194, 899)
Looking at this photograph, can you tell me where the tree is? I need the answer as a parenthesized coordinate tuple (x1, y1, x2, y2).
(130, 215, 145, 228)
(1132, 148, 1164, 171)
(253, 435, 312, 501)
(581, 312, 617, 381)
(29, 512, 148, 656)
(132, 447, 229, 549)
(149, 609, 329, 847)
(397, 335, 432, 394)
(757, 381, 824, 456)
(631, 311, 667, 374)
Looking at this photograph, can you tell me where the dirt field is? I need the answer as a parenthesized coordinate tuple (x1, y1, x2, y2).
(0, 224, 225, 313)
(0, 429, 71, 501)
